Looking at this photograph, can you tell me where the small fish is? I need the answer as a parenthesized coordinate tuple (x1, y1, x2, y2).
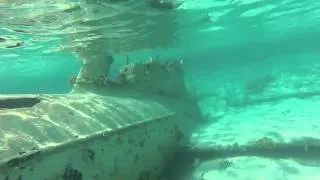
(217, 160, 233, 170)
(196, 159, 233, 172)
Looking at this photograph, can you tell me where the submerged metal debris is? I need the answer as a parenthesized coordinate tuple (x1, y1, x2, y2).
(0, 97, 41, 109)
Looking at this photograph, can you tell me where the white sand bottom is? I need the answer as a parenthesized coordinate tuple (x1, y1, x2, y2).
(189, 96, 320, 180)
(193, 157, 320, 180)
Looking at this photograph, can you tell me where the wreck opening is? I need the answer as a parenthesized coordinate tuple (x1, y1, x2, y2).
(0, 97, 41, 109)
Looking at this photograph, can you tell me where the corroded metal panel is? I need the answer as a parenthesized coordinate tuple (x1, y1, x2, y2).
(0, 93, 201, 180)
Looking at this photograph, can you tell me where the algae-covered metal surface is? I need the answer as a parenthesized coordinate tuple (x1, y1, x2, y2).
(0, 59, 204, 180)
(0, 93, 173, 161)
(0, 92, 201, 180)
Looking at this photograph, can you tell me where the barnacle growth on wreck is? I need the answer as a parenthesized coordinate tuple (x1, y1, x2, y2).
(70, 55, 188, 97)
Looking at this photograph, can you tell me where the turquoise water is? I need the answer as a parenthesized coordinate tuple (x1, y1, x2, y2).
(1, 0, 320, 94)
(1, 0, 320, 179)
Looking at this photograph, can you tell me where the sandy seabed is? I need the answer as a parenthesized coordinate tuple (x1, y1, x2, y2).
(189, 95, 320, 180)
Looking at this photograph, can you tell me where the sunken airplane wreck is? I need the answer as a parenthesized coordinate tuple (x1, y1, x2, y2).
(0, 0, 204, 179)
(0, 57, 205, 180)
(1, 56, 319, 180)
(161, 137, 320, 180)
(1, 58, 320, 180)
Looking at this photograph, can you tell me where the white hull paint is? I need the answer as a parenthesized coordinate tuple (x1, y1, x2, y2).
(0, 92, 203, 180)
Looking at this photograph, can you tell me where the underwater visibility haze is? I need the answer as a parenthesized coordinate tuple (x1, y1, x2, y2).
(1, 0, 320, 180)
